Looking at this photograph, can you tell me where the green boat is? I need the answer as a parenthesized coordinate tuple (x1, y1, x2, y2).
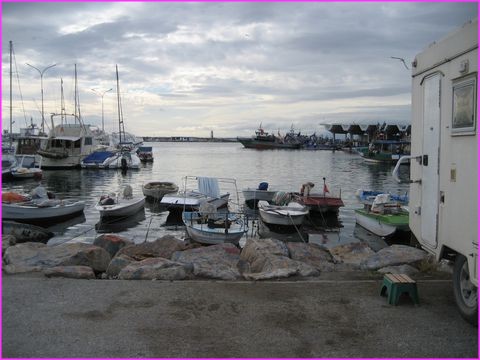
(359, 140, 410, 164)
(354, 206, 409, 237)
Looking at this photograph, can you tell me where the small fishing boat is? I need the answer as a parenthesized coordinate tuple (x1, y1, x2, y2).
(354, 193, 410, 237)
(293, 193, 344, 214)
(136, 146, 154, 162)
(2, 198, 86, 224)
(258, 199, 309, 227)
(161, 176, 231, 212)
(358, 140, 411, 164)
(242, 181, 277, 208)
(142, 181, 179, 201)
(10, 154, 43, 179)
(182, 179, 247, 245)
(95, 185, 145, 219)
(183, 210, 247, 246)
(2, 220, 53, 243)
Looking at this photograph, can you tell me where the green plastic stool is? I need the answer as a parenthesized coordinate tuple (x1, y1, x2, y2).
(380, 273, 419, 305)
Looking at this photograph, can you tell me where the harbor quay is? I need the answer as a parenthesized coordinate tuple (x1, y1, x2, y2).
(2, 235, 478, 358)
(2, 271, 477, 358)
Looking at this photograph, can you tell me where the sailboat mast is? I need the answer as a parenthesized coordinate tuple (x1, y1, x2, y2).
(9, 40, 13, 150)
(116, 64, 123, 144)
(60, 78, 66, 125)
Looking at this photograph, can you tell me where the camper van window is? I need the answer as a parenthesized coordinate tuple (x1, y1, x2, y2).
(84, 137, 92, 145)
(452, 76, 476, 135)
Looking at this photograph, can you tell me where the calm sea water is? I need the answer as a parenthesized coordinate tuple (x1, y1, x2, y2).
(2, 142, 410, 247)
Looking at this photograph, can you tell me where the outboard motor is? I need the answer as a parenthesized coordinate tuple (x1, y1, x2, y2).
(121, 157, 128, 171)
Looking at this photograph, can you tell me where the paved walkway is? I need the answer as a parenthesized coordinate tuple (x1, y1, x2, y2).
(2, 272, 477, 358)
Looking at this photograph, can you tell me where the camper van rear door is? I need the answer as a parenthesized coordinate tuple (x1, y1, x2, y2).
(421, 73, 441, 247)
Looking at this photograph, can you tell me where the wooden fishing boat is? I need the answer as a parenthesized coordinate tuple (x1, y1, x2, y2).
(142, 181, 179, 201)
(293, 193, 344, 214)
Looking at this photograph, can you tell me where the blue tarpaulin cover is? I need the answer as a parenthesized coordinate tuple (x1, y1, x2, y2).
(83, 151, 116, 164)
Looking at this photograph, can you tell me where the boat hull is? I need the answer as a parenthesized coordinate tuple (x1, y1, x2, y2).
(161, 192, 229, 211)
(354, 208, 409, 237)
(293, 193, 344, 214)
(182, 212, 246, 245)
(237, 138, 301, 150)
(142, 182, 179, 200)
(95, 197, 145, 219)
(258, 201, 308, 226)
(2, 201, 85, 224)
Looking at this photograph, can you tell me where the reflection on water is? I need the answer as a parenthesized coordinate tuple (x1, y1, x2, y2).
(95, 209, 146, 233)
(2, 142, 410, 245)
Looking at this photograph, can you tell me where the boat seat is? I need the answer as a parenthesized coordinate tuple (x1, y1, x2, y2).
(380, 273, 419, 305)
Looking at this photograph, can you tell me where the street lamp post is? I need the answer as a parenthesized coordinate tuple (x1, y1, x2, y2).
(91, 88, 113, 132)
(26, 62, 57, 134)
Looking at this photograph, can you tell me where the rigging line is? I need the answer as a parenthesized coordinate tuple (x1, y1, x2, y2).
(288, 213, 306, 243)
(12, 46, 29, 127)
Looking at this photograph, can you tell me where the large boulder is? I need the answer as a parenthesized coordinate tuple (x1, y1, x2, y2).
(240, 238, 289, 263)
(243, 255, 319, 280)
(118, 258, 191, 280)
(2, 235, 16, 255)
(93, 234, 134, 258)
(240, 238, 319, 280)
(361, 244, 429, 270)
(116, 235, 187, 261)
(328, 242, 375, 266)
(287, 242, 335, 272)
(172, 243, 241, 280)
(106, 254, 136, 278)
(3, 242, 111, 273)
(44, 266, 96, 279)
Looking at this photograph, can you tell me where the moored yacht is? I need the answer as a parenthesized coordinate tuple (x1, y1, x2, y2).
(38, 115, 98, 169)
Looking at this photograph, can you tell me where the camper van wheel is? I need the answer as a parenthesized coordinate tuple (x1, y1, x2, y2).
(453, 254, 478, 325)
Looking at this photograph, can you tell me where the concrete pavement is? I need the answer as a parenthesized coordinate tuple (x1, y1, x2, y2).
(2, 272, 477, 358)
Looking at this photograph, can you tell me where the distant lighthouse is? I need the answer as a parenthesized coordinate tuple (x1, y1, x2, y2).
(210, 130, 214, 139)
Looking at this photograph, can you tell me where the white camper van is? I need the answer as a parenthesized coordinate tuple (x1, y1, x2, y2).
(395, 19, 478, 324)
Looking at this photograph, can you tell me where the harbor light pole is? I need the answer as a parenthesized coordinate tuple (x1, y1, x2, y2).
(91, 88, 113, 132)
(26, 62, 57, 134)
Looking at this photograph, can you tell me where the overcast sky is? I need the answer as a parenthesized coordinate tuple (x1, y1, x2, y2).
(2, 2, 477, 137)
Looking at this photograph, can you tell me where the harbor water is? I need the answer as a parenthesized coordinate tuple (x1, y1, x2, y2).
(1, 142, 411, 247)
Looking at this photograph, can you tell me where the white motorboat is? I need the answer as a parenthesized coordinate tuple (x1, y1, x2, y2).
(182, 210, 247, 246)
(258, 200, 309, 226)
(242, 181, 277, 208)
(104, 150, 141, 170)
(11, 154, 43, 179)
(161, 176, 231, 212)
(80, 150, 118, 168)
(2, 198, 86, 224)
(142, 181, 179, 201)
(95, 186, 145, 219)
